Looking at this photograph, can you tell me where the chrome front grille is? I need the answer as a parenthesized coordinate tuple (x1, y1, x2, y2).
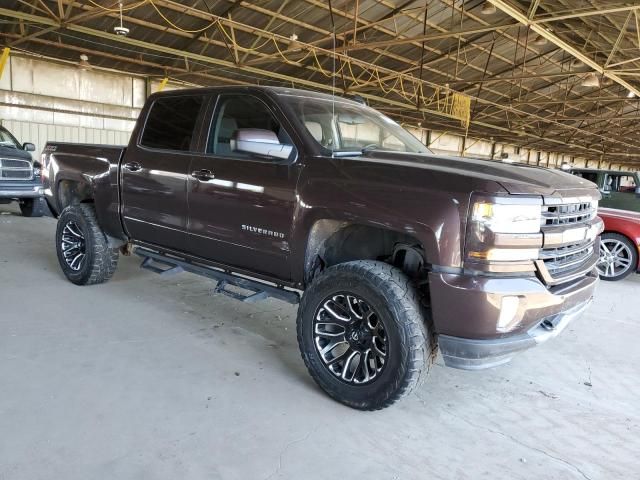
(0, 158, 33, 181)
(539, 242, 594, 277)
(541, 202, 595, 226)
(539, 201, 599, 283)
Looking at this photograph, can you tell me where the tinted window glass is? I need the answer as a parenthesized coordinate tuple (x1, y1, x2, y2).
(208, 95, 294, 160)
(605, 174, 637, 192)
(573, 171, 598, 184)
(141, 95, 204, 151)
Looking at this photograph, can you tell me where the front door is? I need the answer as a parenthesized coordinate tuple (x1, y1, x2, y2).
(121, 93, 206, 252)
(187, 94, 300, 280)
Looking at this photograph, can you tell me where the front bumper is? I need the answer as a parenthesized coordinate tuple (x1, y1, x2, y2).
(0, 184, 44, 199)
(430, 268, 599, 370)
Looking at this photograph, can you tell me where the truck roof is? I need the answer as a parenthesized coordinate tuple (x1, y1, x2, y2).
(149, 85, 364, 106)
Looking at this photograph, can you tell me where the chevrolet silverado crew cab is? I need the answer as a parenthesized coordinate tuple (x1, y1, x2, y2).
(0, 125, 46, 216)
(41, 86, 603, 410)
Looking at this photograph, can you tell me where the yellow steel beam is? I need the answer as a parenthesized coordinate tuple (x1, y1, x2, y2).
(0, 47, 10, 79)
(532, 5, 640, 23)
(489, 0, 640, 97)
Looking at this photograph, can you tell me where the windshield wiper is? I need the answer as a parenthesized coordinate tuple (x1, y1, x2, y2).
(361, 144, 381, 153)
(329, 144, 382, 157)
(330, 150, 363, 157)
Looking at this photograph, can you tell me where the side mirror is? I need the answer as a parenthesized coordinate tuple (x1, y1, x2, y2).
(231, 128, 293, 160)
(23, 142, 36, 152)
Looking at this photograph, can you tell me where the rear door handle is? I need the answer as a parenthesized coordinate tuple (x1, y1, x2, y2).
(191, 169, 215, 181)
(124, 162, 142, 172)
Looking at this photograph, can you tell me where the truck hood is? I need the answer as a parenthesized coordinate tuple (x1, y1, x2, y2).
(0, 145, 33, 161)
(360, 151, 596, 196)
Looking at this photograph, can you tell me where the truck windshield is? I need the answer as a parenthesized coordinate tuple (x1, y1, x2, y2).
(280, 94, 430, 156)
(0, 127, 21, 149)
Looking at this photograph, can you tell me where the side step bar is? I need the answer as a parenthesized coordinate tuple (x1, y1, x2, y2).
(135, 247, 300, 305)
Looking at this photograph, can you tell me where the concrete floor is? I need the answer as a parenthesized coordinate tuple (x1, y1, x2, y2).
(0, 202, 638, 480)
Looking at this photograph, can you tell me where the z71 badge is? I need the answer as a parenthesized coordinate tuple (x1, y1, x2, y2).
(242, 224, 285, 239)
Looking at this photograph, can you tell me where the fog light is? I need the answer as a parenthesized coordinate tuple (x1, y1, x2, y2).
(497, 296, 520, 332)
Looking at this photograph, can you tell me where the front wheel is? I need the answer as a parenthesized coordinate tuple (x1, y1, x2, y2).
(19, 197, 46, 217)
(297, 260, 436, 410)
(55, 204, 119, 285)
(597, 233, 638, 281)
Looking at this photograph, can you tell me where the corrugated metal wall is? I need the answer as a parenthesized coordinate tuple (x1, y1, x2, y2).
(0, 55, 143, 159)
(0, 120, 130, 156)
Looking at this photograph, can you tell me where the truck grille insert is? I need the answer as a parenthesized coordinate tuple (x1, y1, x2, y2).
(539, 201, 597, 283)
(540, 242, 594, 277)
(541, 202, 594, 226)
(0, 158, 33, 181)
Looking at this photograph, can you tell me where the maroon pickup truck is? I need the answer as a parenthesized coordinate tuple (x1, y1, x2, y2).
(41, 86, 603, 410)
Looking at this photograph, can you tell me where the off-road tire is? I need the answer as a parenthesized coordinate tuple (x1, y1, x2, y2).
(297, 260, 436, 410)
(55, 203, 118, 285)
(19, 197, 46, 217)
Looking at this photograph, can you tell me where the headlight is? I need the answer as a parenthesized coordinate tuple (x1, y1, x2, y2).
(471, 202, 541, 234)
(33, 167, 41, 176)
(466, 196, 543, 269)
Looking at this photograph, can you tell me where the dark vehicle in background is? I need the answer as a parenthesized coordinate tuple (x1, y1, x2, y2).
(41, 86, 603, 410)
(0, 125, 46, 217)
(570, 168, 640, 212)
(597, 208, 640, 281)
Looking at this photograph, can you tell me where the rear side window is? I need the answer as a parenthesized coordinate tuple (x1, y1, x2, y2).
(140, 95, 204, 151)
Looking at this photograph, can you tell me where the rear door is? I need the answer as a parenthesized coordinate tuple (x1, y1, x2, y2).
(601, 173, 640, 212)
(186, 93, 301, 280)
(121, 93, 206, 252)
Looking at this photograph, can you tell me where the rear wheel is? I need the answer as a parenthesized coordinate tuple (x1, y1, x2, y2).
(19, 197, 46, 217)
(55, 204, 119, 285)
(297, 260, 435, 410)
(597, 233, 638, 281)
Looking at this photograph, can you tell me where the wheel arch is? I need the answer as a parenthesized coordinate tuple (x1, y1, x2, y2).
(301, 219, 435, 287)
(56, 177, 95, 211)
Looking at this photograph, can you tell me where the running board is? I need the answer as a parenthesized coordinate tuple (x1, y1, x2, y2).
(135, 247, 300, 305)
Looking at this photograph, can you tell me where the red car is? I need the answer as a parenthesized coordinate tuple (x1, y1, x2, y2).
(597, 208, 640, 281)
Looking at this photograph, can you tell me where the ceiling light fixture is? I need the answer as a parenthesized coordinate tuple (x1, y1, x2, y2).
(114, 2, 130, 36)
(287, 33, 301, 52)
(628, 90, 636, 98)
(79, 54, 91, 70)
(481, 2, 496, 15)
(532, 35, 547, 46)
(581, 73, 600, 88)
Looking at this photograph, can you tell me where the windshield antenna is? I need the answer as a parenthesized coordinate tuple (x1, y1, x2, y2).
(329, 0, 336, 158)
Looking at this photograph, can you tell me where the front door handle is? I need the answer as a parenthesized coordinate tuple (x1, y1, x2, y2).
(191, 169, 215, 181)
(124, 162, 142, 172)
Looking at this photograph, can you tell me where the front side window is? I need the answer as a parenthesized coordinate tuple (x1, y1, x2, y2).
(0, 127, 21, 149)
(208, 95, 295, 161)
(280, 94, 430, 155)
(140, 95, 205, 151)
(582, 172, 599, 184)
